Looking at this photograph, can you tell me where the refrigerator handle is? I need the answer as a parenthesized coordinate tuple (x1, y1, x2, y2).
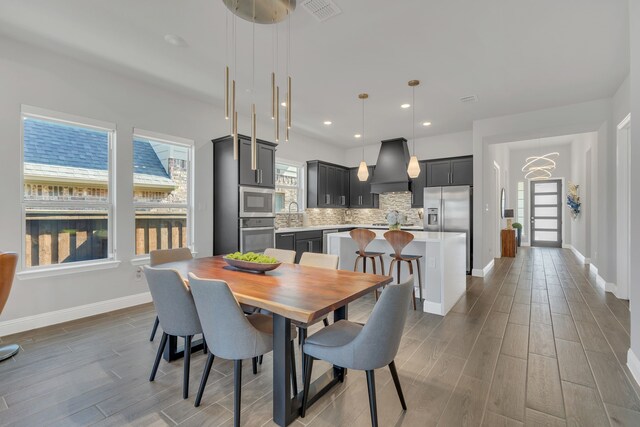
(440, 191, 445, 232)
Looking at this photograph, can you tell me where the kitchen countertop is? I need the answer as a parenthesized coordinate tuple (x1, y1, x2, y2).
(327, 229, 466, 242)
(275, 224, 424, 233)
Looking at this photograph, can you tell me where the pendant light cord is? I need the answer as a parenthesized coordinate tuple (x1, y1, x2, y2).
(412, 85, 416, 154)
(362, 97, 365, 160)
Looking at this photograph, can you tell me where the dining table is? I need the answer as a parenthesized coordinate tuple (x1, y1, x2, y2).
(156, 255, 393, 427)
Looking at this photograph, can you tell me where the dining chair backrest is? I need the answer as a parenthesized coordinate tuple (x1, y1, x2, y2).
(299, 252, 339, 270)
(0, 252, 18, 314)
(349, 229, 376, 255)
(383, 230, 415, 258)
(188, 274, 272, 360)
(143, 266, 202, 337)
(350, 275, 414, 370)
(264, 248, 296, 264)
(150, 248, 193, 266)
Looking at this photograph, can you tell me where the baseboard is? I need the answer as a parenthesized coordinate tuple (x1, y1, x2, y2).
(627, 349, 640, 388)
(569, 246, 588, 265)
(472, 259, 495, 278)
(0, 292, 152, 336)
(588, 263, 607, 291)
(605, 282, 617, 293)
(423, 300, 443, 316)
(562, 243, 573, 249)
(521, 242, 531, 247)
(590, 263, 599, 274)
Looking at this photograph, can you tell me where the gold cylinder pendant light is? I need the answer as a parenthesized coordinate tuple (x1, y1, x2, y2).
(407, 80, 421, 179)
(225, 66, 230, 120)
(271, 72, 276, 120)
(357, 93, 369, 182)
(251, 104, 257, 170)
(275, 86, 280, 141)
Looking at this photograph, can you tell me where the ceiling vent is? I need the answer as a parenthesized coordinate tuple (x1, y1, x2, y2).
(301, 0, 342, 22)
(459, 95, 479, 104)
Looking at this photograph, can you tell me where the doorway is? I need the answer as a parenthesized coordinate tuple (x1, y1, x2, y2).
(530, 179, 563, 248)
(616, 114, 631, 300)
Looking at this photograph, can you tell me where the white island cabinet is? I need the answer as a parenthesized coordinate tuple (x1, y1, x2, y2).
(326, 230, 466, 316)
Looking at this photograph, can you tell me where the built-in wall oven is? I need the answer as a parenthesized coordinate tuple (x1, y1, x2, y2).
(239, 217, 275, 253)
(239, 186, 275, 218)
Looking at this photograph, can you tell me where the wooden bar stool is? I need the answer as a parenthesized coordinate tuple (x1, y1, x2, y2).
(383, 230, 422, 310)
(350, 229, 386, 299)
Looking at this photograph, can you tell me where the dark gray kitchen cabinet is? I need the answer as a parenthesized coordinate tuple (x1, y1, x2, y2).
(451, 157, 473, 186)
(307, 161, 349, 208)
(349, 166, 378, 208)
(410, 160, 428, 208)
(275, 233, 295, 251)
(426, 156, 473, 187)
(293, 230, 323, 262)
(238, 138, 276, 188)
(427, 160, 451, 187)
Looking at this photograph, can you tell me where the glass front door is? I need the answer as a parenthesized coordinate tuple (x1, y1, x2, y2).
(530, 179, 562, 248)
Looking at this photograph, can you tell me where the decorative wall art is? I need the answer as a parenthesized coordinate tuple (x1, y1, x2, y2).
(567, 182, 581, 219)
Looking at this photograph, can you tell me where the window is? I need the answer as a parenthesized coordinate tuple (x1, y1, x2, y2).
(133, 129, 193, 256)
(275, 161, 303, 213)
(517, 181, 525, 236)
(21, 107, 115, 269)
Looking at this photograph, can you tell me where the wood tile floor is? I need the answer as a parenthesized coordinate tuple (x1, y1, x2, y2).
(1, 247, 639, 426)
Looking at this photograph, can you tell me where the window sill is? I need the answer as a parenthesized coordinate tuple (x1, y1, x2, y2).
(16, 260, 121, 280)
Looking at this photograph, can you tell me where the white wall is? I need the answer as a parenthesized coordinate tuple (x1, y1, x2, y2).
(507, 143, 573, 245)
(472, 99, 615, 277)
(569, 133, 596, 258)
(344, 131, 472, 168)
(0, 36, 344, 325)
(629, 0, 640, 373)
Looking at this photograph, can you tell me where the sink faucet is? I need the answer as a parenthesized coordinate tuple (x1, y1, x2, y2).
(287, 201, 299, 227)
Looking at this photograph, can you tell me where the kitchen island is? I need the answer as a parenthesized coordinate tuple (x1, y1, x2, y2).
(326, 230, 466, 315)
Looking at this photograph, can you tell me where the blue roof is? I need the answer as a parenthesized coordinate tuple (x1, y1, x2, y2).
(24, 118, 170, 179)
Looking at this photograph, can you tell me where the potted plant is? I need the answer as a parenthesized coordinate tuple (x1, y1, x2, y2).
(512, 222, 523, 247)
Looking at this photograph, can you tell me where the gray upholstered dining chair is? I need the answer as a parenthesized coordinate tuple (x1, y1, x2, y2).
(299, 252, 339, 269)
(144, 265, 202, 399)
(188, 274, 298, 427)
(264, 248, 296, 264)
(297, 252, 340, 340)
(148, 248, 193, 341)
(300, 276, 414, 427)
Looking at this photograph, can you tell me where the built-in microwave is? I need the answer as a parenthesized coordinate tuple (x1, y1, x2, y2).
(239, 186, 275, 217)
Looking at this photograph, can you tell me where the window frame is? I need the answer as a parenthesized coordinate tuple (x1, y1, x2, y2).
(517, 181, 526, 237)
(19, 105, 117, 272)
(132, 128, 195, 259)
(275, 158, 305, 212)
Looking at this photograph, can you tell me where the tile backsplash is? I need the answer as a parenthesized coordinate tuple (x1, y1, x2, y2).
(276, 192, 423, 228)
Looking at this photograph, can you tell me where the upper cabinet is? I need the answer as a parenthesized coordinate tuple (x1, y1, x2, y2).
(238, 138, 276, 188)
(307, 161, 349, 208)
(426, 156, 473, 187)
(349, 166, 379, 208)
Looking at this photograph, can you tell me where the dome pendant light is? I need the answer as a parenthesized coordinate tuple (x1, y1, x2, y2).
(357, 93, 369, 181)
(407, 80, 421, 179)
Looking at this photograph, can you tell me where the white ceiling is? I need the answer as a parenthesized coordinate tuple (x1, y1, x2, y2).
(0, 0, 629, 147)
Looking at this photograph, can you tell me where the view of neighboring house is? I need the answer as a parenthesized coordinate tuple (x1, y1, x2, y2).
(23, 117, 188, 266)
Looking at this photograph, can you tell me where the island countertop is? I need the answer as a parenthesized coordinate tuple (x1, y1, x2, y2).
(327, 230, 466, 242)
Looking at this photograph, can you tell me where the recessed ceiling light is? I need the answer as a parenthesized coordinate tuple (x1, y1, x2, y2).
(324, 121, 332, 125)
(281, 101, 287, 107)
(354, 134, 361, 138)
(164, 34, 188, 47)
(422, 121, 432, 127)
(401, 104, 411, 109)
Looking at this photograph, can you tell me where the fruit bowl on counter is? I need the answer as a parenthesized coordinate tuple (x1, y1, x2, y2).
(223, 252, 282, 273)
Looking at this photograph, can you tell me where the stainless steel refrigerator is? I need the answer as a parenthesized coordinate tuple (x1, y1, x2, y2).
(423, 186, 472, 273)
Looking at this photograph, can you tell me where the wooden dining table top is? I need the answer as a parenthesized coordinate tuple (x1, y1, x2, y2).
(157, 255, 393, 324)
